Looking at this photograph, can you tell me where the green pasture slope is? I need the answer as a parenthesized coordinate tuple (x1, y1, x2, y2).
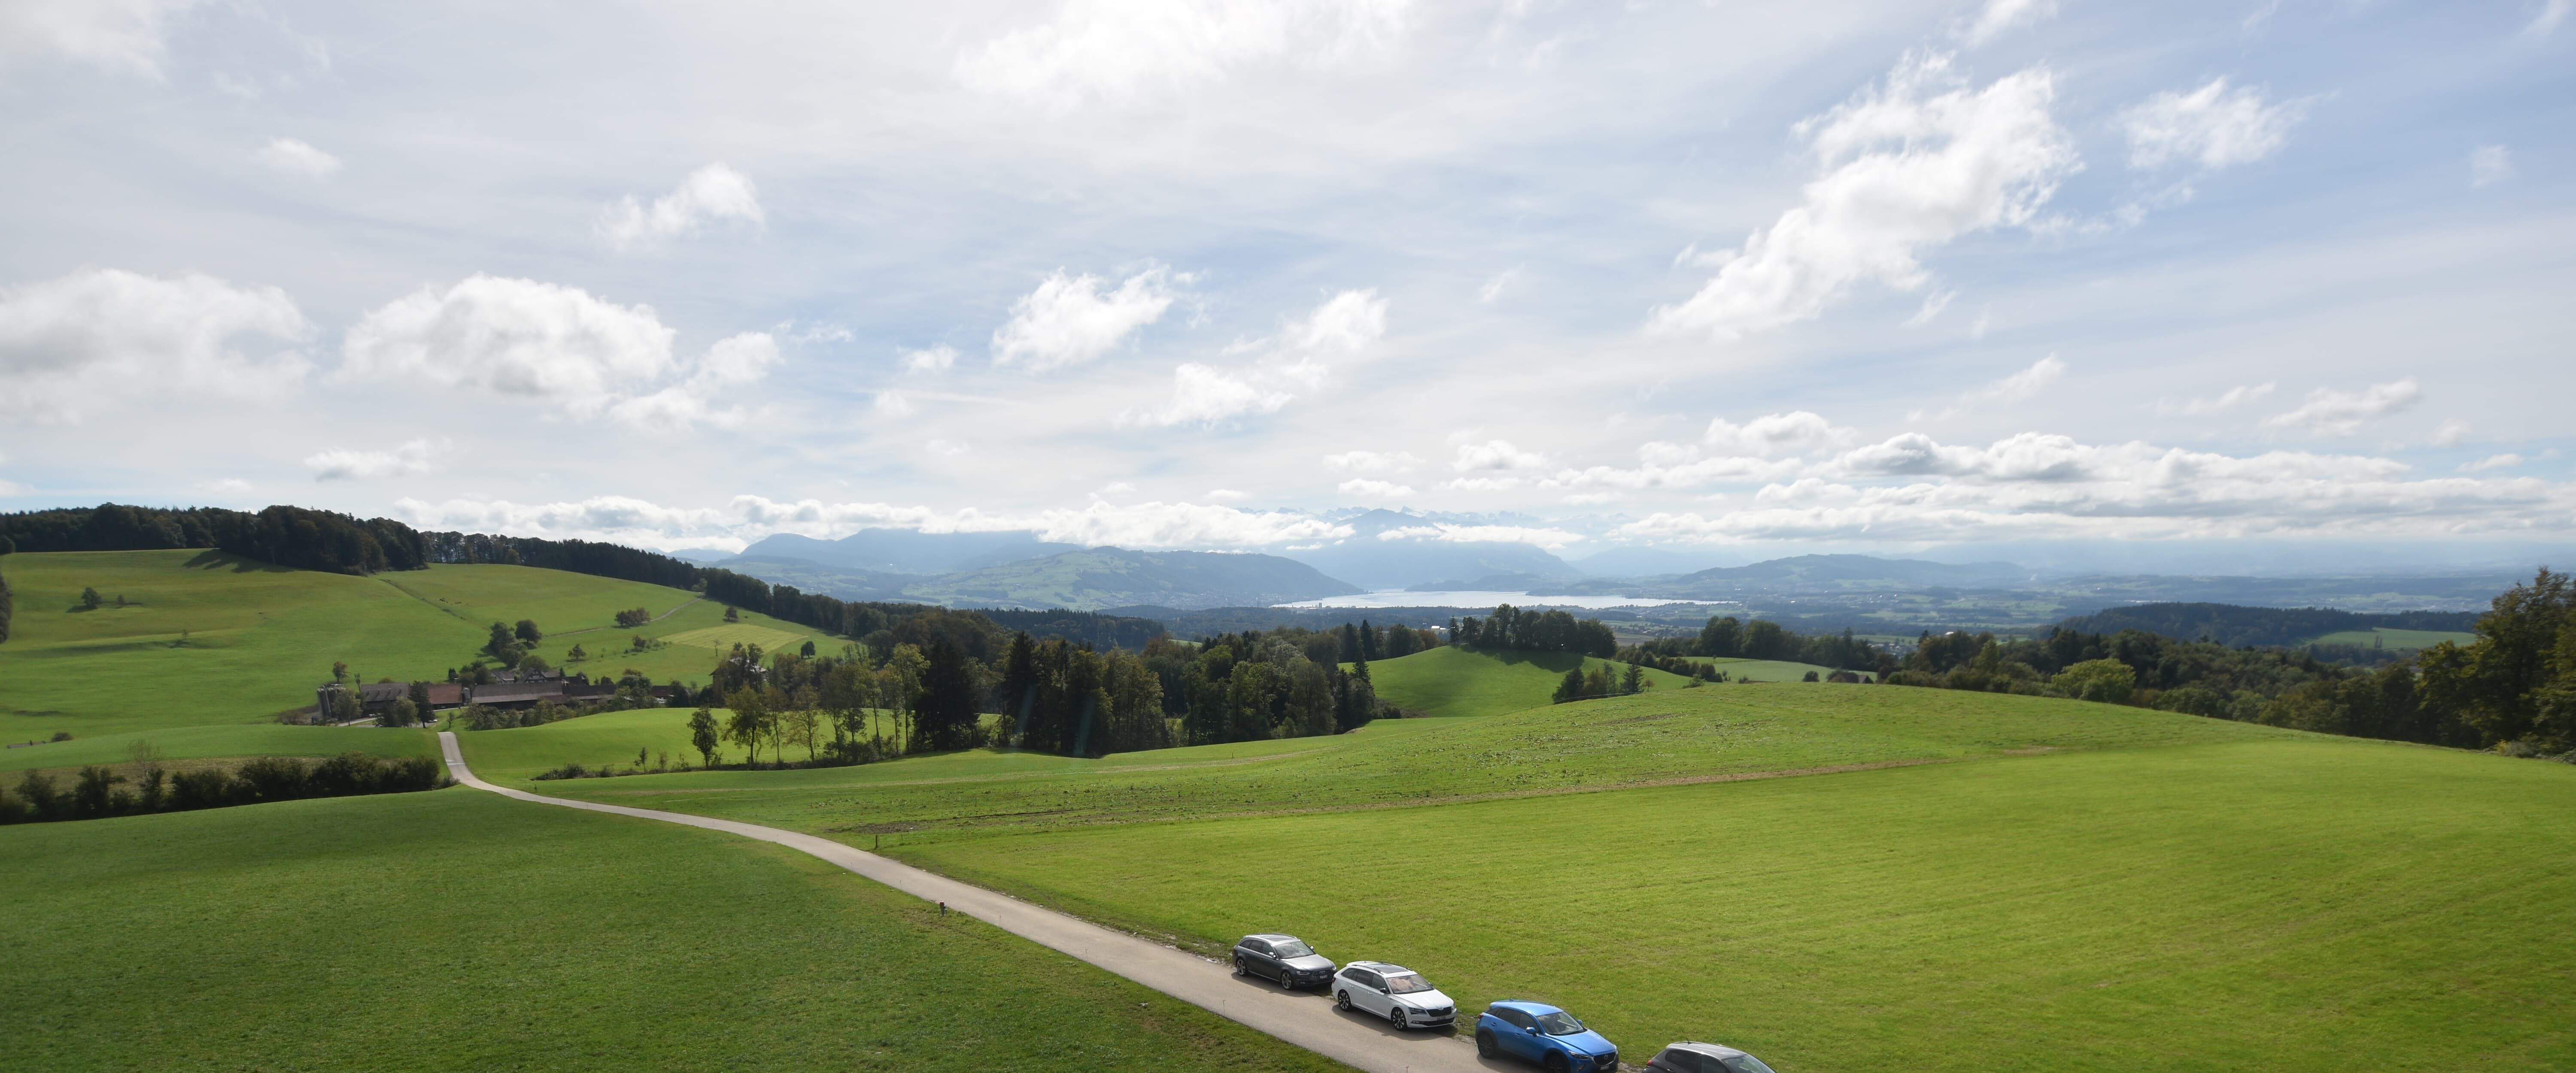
(0, 788, 1340, 1073)
(509, 687, 2576, 1071)
(2306, 627, 2478, 650)
(1359, 645, 1699, 718)
(1, 723, 434, 777)
(0, 550, 821, 740)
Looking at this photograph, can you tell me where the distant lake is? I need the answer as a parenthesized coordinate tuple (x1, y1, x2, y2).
(1272, 590, 1727, 610)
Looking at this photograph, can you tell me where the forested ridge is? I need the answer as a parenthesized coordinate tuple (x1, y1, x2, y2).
(2056, 602, 2479, 648)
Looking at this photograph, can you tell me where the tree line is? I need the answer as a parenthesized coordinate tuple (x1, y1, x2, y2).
(1876, 568, 2576, 756)
(0, 503, 429, 575)
(1625, 616, 1879, 670)
(1449, 605, 1616, 656)
(0, 750, 446, 824)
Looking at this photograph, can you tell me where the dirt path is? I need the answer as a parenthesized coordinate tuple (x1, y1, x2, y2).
(439, 732, 1504, 1073)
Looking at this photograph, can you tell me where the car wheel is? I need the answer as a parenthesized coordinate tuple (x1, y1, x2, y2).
(1278, 967, 1298, 990)
(1232, 957, 1246, 976)
(1475, 1030, 1500, 1059)
(1336, 990, 1353, 1012)
(1390, 1007, 1410, 1031)
(1543, 1052, 1569, 1073)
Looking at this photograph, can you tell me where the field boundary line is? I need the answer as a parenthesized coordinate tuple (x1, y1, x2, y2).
(439, 732, 1491, 1073)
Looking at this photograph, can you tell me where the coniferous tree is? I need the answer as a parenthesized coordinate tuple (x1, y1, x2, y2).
(0, 567, 13, 644)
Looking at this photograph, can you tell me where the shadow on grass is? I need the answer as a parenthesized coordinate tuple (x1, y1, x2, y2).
(185, 549, 295, 574)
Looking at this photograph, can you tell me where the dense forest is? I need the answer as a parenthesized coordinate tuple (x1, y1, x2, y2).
(1449, 604, 1617, 657)
(1625, 616, 1878, 671)
(0, 503, 429, 574)
(2056, 602, 2479, 649)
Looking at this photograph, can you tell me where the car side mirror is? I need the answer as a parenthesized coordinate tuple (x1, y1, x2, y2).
(1524, 1026, 1540, 1034)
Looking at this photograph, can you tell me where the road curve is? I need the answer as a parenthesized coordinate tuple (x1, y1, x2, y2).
(439, 733, 1501, 1073)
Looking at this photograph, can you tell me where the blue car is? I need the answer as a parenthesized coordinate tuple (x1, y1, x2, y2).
(1475, 1001, 1619, 1072)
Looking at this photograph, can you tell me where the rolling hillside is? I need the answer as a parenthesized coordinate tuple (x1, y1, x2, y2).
(1361, 645, 1808, 719)
(0, 550, 823, 739)
(511, 687, 2576, 1072)
(0, 788, 1339, 1073)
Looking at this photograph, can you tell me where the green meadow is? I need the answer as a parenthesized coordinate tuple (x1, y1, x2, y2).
(1358, 645, 1701, 718)
(0, 551, 821, 740)
(2307, 627, 2479, 650)
(0, 788, 1341, 1073)
(0, 723, 434, 776)
(508, 686, 2289, 840)
(898, 738, 2576, 1072)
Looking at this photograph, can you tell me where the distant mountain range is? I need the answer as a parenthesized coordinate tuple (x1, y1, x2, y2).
(710, 546, 1358, 611)
(734, 530, 1081, 575)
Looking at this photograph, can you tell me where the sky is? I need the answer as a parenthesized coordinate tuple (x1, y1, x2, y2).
(2, 0, 2570, 573)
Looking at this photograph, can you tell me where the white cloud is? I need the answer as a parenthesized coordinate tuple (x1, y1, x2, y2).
(1477, 268, 1520, 304)
(1120, 362, 1294, 426)
(608, 333, 783, 428)
(0, 0, 204, 77)
(1324, 449, 1423, 473)
(1911, 354, 2064, 421)
(2431, 420, 2471, 449)
(256, 137, 341, 180)
(1651, 53, 2076, 341)
(1122, 288, 1382, 426)
(597, 164, 765, 252)
(1379, 522, 1583, 549)
(1610, 432, 2566, 544)
(2461, 453, 2524, 473)
(1021, 500, 1353, 547)
(955, 0, 1410, 110)
(0, 268, 313, 421)
(2527, 0, 2570, 36)
(1206, 488, 1250, 500)
(343, 275, 677, 408)
(926, 439, 971, 457)
(0, 477, 32, 497)
(2260, 379, 2424, 437)
(1704, 411, 1851, 457)
(991, 267, 1176, 370)
(2471, 145, 2515, 188)
(872, 390, 915, 417)
(1963, 0, 2055, 45)
(2172, 382, 2275, 415)
(199, 477, 252, 493)
(1096, 481, 1137, 494)
(2122, 78, 2308, 170)
(1337, 478, 1416, 498)
(902, 344, 959, 373)
(305, 439, 439, 481)
(1452, 439, 1548, 471)
(1903, 288, 1956, 326)
(1289, 288, 1388, 353)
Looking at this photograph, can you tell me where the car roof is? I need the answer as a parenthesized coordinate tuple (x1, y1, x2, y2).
(1346, 961, 1412, 973)
(1669, 1042, 1749, 1058)
(1489, 1000, 1566, 1015)
(1244, 933, 1300, 942)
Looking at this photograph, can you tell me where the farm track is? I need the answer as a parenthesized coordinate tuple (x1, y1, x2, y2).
(440, 732, 1501, 1073)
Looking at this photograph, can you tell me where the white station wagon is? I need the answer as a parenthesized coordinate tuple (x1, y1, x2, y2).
(1331, 961, 1457, 1031)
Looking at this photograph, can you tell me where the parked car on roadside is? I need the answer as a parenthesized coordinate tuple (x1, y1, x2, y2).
(1474, 1000, 1619, 1072)
(1645, 1041, 1777, 1073)
(1330, 961, 1457, 1030)
(1231, 934, 1337, 990)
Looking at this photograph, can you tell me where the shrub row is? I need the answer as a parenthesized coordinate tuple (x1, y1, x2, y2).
(0, 752, 447, 824)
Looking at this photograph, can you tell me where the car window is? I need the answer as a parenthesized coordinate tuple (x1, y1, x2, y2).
(1347, 970, 1382, 989)
(1534, 1010, 1586, 1035)
(1242, 939, 1270, 955)
(1654, 1049, 1704, 1073)
(1270, 940, 1313, 958)
(1715, 1055, 1777, 1073)
(1385, 973, 1434, 994)
(1498, 1009, 1534, 1030)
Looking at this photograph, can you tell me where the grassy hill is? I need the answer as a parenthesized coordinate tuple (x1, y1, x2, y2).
(0, 550, 822, 740)
(501, 686, 2576, 1071)
(0, 788, 1340, 1073)
(1361, 645, 1710, 718)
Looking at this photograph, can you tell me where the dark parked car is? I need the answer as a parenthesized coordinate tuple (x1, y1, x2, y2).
(1475, 1000, 1618, 1072)
(1646, 1042, 1777, 1073)
(1231, 934, 1336, 989)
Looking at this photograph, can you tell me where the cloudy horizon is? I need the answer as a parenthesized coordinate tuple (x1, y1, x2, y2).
(3, 0, 2570, 574)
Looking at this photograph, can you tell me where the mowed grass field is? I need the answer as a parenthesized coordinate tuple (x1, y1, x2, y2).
(2307, 627, 2479, 650)
(0, 788, 1343, 1073)
(514, 685, 2290, 840)
(895, 738, 2576, 1072)
(0, 551, 818, 740)
(0, 723, 434, 776)
(1359, 646, 1700, 718)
